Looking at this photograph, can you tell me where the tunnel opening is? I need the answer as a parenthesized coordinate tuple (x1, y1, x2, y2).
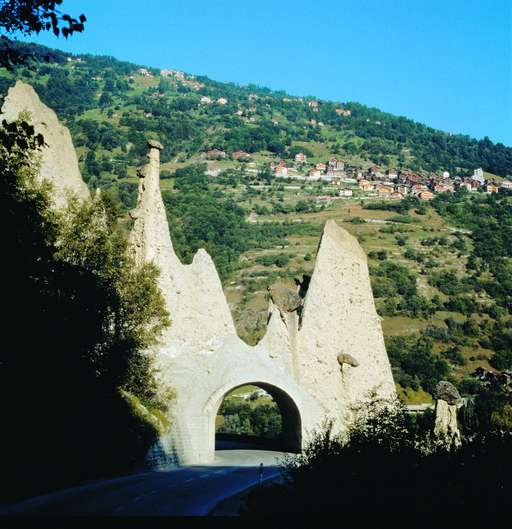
(214, 383, 302, 454)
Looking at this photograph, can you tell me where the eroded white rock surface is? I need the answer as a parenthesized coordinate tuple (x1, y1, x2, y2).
(297, 220, 395, 430)
(132, 143, 395, 464)
(434, 399, 461, 447)
(14, 80, 397, 465)
(1, 81, 89, 207)
(129, 141, 236, 357)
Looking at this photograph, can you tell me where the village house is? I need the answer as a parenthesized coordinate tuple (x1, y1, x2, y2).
(200, 96, 212, 104)
(377, 183, 393, 198)
(339, 188, 353, 197)
(359, 179, 374, 192)
(459, 180, 474, 192)
(335, 108, 352, 117)
(360, 182, 375, 192)
(442, 170, 450, 179)
(387, 168, 398, 180)
(472, 167, 485, 184)
(310, 119, 317, 126)
(217, 97, 228, 105)
(275, 166, 288, 178)
(315, 162, 326, 172)
(295, 152, 307, 164)
(308, 100, 319, 110)
(419, 190, 435, 201)
(500, 180, 512, 191)
(390, 191, 404, 199)
(137, 67, 153, 77)
(368, 165, 385, 179)
(308, 170, 322, 181)
(328, 157, 345, 172)
(434, 182, 454, 193)
(461, 177, 480, 191)
(206, 148, 226, 159)
(486, 182, 499, 194)
(232, 150, 250, 160)
(272, 160, 288, 178)
(396, 184, 409, 195)
(398, 171, 424, 186)
(411, 183, 429, 195)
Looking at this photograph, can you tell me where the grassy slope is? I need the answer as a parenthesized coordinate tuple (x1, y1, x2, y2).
(2, 56, 502, 404)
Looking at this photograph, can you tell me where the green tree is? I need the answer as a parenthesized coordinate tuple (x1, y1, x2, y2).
(0, 0, 86, 68)
(0, 120, 170, 501)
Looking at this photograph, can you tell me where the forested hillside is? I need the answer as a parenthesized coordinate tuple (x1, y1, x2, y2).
(1, 43, 511, 411)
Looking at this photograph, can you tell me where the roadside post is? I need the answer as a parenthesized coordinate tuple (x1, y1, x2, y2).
(259, 463, 263, 487)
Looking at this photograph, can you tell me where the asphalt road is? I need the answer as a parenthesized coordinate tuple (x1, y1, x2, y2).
(0, 449, 288, 517)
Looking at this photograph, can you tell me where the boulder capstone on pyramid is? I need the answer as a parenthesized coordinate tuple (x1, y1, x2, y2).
(3, 81, 396, 465)
(1, 80, 90, 207)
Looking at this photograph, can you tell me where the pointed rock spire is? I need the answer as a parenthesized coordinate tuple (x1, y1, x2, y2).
(1, 80, 89, 208)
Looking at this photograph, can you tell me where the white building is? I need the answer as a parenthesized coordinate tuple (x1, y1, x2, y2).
(472, 168, 485, 184)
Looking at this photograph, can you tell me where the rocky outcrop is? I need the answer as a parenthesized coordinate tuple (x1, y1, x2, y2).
(268, 282, 302, 313)
(435, 380, 462, 406)
(4, 85, 397, 465)
(434, 381, 462, 447)
(296, 220, 395, 430)
(128, 147, 396, 463)
(1, 81, 89, 207)
(129, 140, 236, 357)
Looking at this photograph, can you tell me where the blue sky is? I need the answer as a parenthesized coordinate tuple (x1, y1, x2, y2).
(20, 0, 512, 146)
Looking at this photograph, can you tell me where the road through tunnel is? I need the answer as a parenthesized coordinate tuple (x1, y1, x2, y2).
(214, 382, 302, 453)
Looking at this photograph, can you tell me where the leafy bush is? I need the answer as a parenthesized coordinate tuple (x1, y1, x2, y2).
(0, 121, 170, 502)
(243, 396, 512, 520)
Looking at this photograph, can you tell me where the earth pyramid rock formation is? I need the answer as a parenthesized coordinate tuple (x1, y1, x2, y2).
(3, 80, 396, 465)
(131, 141, 396, 465)
(434, 381, 462, 447)
(1, 80, 90, 207)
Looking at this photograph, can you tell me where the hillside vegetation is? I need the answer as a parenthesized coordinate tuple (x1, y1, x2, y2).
(1, 44, 511, 406)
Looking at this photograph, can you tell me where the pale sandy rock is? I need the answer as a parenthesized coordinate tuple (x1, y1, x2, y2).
(129, 142, 236, 356)
(297, 220, 395, 431)
(1, 81, 89, 208)
(128, 145, 396, 465)
(434, 399, 461, 448)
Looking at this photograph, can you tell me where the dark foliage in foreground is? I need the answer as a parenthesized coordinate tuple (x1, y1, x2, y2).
(0, 120, 170, 504)
(242, 397, 512, 520)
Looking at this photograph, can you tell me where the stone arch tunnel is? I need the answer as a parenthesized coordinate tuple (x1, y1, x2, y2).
(212, 381, 303, 453)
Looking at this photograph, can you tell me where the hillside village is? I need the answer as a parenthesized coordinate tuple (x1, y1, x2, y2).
(237, 151, 511, 201)
(1, 47, 511, 408)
